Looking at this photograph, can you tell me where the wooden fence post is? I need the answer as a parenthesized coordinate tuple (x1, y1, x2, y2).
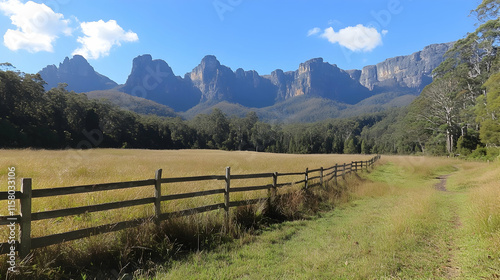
(305, 168, 309, 189)
(334, 164, 338, 186)
(342, 163, 346, 180)
(19, 178, 32, 259)
(269, 172, 278, 209)
(224, 167, 231, 233)
(320, 167, 324, 188)
(154, 169, 162, 225)
(272, 172, 278, 198)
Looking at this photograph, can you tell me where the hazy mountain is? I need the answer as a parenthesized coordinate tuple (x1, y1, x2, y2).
(39, 55, 117, 92)
(181, 94, 417, 123)
(38, 42, 453, 121)
(185, 55, 276, 107)
(268, 58, 373, 104)
(85, 89, 178, 118)
(120, 54, 201, 112)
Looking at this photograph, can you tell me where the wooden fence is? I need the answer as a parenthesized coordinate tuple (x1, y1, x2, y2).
(0, 155, 380, 258)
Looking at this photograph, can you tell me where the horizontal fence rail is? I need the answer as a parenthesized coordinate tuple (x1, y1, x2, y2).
(0, 155, 381, 257)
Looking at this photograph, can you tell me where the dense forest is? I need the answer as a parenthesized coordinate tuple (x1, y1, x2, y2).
(0, 0, 499, 159)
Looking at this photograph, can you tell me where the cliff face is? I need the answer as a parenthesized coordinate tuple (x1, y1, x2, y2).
(266, 58, 373, 104)
(186, 56, 373, 106)
(121, 54, 201, 111)
(39, 55, 117, 92)
(233, 68, 276, 108)
(269, 69, 295, 100)
(115, 43, 452, 110)
(40, 42, 453, 113)
(357, 42, 453, 92)
(292, 58, 372, 104)
(188, 55, 235, 102)
(185, 55, 276, 107)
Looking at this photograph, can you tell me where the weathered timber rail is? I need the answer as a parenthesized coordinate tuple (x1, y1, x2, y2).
(0, 155, 380, 258)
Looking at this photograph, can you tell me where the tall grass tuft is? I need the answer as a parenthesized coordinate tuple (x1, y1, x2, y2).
(469, 183, 500, 236)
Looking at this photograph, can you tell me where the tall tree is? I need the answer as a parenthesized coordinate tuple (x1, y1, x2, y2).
(251, 122, 274, 152)
(473, 0, 500, 23)
(411, 77, 463, 154)
(476, 72, 500, 146)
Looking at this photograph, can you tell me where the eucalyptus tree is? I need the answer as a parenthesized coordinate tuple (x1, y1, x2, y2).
(410, 77, 463, 154)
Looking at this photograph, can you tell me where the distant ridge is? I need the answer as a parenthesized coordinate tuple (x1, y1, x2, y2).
(85, 89, 178, 118)
(37, 42, 453, 121)
(118, 42, 452, 111)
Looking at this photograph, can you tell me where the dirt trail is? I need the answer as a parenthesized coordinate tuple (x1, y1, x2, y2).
(435, 174, 462, 278)
(434, 175, 450, 191)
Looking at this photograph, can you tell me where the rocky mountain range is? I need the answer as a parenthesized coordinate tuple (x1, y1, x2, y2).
(38, 42, 453, 119)
(39, 55, 118, 92)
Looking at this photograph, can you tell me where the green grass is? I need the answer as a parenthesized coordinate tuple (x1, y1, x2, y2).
(446, 161, 500, 279)
(152, 191, 451, 279)
(146, 156, 500, 279)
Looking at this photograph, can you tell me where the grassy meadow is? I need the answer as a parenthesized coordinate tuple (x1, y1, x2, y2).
(1, 150, 499, 279)
(151, 156, 500, 279)
(0, 149, 372, 278)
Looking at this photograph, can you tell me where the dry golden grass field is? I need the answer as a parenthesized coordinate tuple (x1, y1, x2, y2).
(0, 149, 372, 240)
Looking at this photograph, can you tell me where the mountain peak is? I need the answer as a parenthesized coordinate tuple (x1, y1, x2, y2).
(39, 55, 117, 92)
(71, 54, 88, 62)
(58, 55, 94, 75)
(121, 54, 200, 111)
(199, 55, 221, 70)
(129, 54, 174, 76)
(201, 54, 218, 62)
(133, 54, 153, 64)
(303, 57, 324, 64)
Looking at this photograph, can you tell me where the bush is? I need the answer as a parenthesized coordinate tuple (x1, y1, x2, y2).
(469, 146, 500, 161)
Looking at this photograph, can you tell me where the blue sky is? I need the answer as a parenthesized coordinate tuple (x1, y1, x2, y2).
(0, 0, 480, 84)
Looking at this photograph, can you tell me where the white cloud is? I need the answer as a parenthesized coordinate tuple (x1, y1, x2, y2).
(307, 27, 320, 37)
(73, 19, 138, 60)
(0, 0, 71, 52)
(327, 19, 342, 26)
(382, 30, 389, 36)
(320, 24, 383, 52)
